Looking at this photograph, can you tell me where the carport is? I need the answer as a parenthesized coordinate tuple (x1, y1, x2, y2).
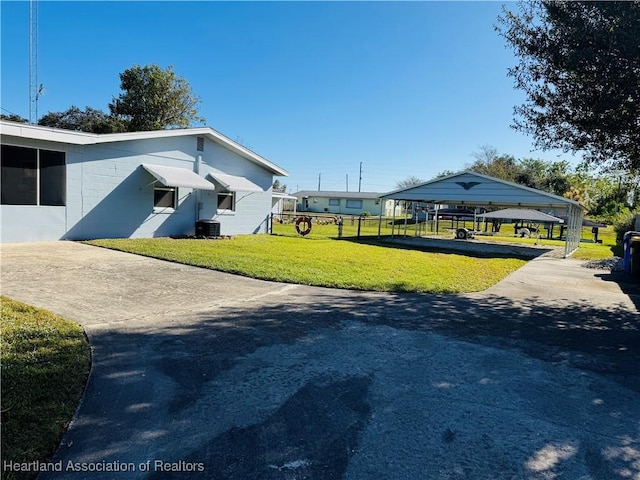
(380, 171, 584, 257)
(477, 208, 565, 239)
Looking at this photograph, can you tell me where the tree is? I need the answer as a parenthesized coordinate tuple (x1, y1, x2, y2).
(1, 113, 28, 123)
(109, 64, 205, 131)
(496, 1, 640, 172)
(272, 179, 287, 193)
(467, 145, 571, 196)
(38, 106, 124, 133)
(395, 176, 424, 190)
(470, 146, 520, 182)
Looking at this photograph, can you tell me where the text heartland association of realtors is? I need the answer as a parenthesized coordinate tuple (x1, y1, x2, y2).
(2, 460, 205, 473)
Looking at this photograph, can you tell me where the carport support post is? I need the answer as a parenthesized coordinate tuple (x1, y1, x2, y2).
(564, 204, 584, 257)
(403, 205, 409, 237)
(377, 208, 382, 238)
(391, 201, 397, 238)
(434, 204, 440, 236)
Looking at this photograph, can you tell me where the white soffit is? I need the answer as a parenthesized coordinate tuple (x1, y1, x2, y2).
(142, 164, 216, 191)
(207, 172, 262, 192)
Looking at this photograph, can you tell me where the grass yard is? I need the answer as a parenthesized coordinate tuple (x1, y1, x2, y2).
(272, 221, 618, 260)
(86, 235, 526, 294)
(1, 297, 91, 480)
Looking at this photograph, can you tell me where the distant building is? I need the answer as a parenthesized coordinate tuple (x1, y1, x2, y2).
(292, 190, 400, 216)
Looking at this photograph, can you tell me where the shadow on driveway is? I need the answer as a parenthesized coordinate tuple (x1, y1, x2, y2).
(46, 290, 639, 480)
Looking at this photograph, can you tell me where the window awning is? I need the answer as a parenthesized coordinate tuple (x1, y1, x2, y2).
(142, 164, 216, 191)
(207, 172, 262, 192)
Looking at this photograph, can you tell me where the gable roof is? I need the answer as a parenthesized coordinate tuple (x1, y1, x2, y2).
(383, 170, 583, 210)
(292, 190, 386, 200)
(0, 120, 288, 176)
(477, 208, 564, 223)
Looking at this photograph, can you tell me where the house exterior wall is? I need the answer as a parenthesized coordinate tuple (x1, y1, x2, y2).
(1, 133, 278, 242)
(198, 140, 273, 235)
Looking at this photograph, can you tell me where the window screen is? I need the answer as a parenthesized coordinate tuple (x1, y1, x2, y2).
(217, 192, 234, 211)
(40, 150, 66, 206)
(154, 187, 177, 209)
(329, 198, 340, 206)
(1, 145, 37, 205)
(346, 199, 363, 209)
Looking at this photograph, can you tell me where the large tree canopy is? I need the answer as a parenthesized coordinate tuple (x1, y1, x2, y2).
(38, 106, 123, 133)
(468, 145, 571, 196)
(496, 1, 640, 172)
(109, 64, 204, 131)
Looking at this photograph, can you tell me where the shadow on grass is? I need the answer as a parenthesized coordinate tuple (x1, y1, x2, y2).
(336, 235, 553, 261)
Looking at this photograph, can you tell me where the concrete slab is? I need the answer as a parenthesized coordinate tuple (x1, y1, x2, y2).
(1, 241, 638, 480)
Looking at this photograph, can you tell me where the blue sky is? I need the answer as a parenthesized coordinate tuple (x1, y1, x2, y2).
(1, 1, 580, 193)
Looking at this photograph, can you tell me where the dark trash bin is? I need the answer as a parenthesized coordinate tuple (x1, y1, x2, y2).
(623, 231, 640, 277)
(631, 240, 640, 278)
(196, 220, 220, 237)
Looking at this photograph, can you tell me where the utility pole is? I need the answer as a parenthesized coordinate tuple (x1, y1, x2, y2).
(318, 173, 321, 191)
(358, 162, 363, 192)
(29, 0, 39, 124)
(346, 174, 349, 192)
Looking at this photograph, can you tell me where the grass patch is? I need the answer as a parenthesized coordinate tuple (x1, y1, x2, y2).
(274, 221, 618, 260)
(85, 236, 526, 294)
(1, 297, 91, 480)
(474, 225, 617, 260)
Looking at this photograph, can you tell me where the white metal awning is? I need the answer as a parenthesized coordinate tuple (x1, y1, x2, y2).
(207, 172, 262, 192)
(142, 164, 216, 190)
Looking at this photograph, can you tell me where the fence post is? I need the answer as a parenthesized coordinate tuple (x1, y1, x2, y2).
(357, 216, 362, 239)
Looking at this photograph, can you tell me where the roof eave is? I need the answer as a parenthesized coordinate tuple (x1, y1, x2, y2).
(0, 120, 288, 177)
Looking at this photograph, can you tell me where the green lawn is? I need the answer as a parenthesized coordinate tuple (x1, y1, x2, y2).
(472, 225, 617, 260)
(86, 235, 526, 294)
(1, 297, 91, 480)
(272, 219, 617, 261)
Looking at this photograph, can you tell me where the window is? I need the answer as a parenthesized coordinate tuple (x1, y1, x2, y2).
(40, 150, 66, 206)
(346, 199, 363, 209)
(329, 198, 340, 206)
(154, 187, 177, 209)
(217, 192, 235, 211)
(1, 145, 66, 206)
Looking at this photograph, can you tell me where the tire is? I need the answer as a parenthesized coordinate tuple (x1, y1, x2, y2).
(455, 228, 468, 240)
(518, 228, 530, 238)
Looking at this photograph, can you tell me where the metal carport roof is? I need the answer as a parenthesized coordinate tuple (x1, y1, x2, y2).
(381, 171, 584, 257)
(477, 208, 564, 223)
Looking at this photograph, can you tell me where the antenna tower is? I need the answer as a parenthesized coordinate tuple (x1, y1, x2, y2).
(29, 0, 39, 124)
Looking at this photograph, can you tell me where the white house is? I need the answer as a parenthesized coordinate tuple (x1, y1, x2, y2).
(293, 190, 399, 216)
(0, 121, 288, 242)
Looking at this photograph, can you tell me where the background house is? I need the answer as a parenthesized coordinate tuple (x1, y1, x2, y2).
(292, 190, 399, 216)
(0, 121, 288, 242)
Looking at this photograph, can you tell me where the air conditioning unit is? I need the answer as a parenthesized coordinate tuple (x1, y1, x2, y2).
(196, 220, 220, 237)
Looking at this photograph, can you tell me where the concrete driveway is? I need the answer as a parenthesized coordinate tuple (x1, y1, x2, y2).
(1, 241, 639, 480)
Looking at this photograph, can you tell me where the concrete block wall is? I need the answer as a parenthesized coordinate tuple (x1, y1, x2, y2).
(2, 133, 280, 242)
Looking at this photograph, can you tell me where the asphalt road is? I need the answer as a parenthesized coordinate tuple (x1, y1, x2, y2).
(1, 241, 638, 480)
